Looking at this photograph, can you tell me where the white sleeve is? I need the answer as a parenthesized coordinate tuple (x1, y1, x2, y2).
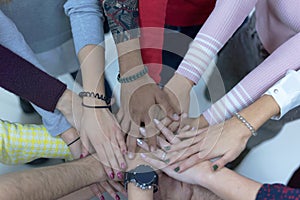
(264, 70, 300, 120)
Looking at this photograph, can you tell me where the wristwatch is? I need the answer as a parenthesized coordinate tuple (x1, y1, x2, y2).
(124, 165, 159, 193)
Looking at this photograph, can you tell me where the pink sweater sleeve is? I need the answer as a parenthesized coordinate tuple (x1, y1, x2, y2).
(203, 33, 300, 124)
(176, 0, 256, 83)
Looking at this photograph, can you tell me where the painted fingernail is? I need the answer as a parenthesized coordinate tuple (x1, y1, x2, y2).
(140, 153, 146, 158)
(117, 172, 123, 179)
(153, 118, 160, 124)
(121, 162, 126, 169)
(115, 194, 120, 200)
(128, 152, 134, 159)
(174, 167, 180, 172)
(122, 149, 127, 155)
(173, 114, 180, 120)
(137, 138, 143, 145)
(80, 154, 84, 159)
(100, 195, 105, 200)
(139, 127, 146, 136)
(191, 127, 196, 131)
(109, 172, 115, 179)
(213, 165, 219, 171)
(164, 159, 170, 164)
(164, 146, 171, 151)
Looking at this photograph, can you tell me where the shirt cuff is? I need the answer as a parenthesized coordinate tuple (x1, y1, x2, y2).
(264, 70, 300, 120)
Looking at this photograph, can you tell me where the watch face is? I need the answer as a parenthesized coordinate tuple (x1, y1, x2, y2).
(135, 165, 157, 185)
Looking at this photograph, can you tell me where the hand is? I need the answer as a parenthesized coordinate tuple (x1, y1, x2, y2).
(116, 73, 178, 159)
(155, 173, 193, 200)
(150, 117, 251, 172)
(80, 103, 127, 178)
(163, 74, 194, 114)
(60, 128, 81, 159)
(90, 181, 126, 200)
(56, 89, 83, 130)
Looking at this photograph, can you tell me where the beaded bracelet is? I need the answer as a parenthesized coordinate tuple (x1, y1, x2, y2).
(79, 91, 111, 105)
(67, 137, 80, 146)
(234, 112, 257, 136)
(117, 66, 148, 83)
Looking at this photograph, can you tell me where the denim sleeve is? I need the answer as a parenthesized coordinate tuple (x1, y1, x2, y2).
(33, 104, 72, 137)
(64, 0, 105, 54)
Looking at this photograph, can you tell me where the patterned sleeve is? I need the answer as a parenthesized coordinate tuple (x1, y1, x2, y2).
(203, 33, 300, 124)
(0, 119, 72, 165)
(256, 184, 300, 200)
(176, 0, 257, 83)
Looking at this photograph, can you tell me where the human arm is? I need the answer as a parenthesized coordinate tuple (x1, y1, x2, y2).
(65, 0, 127, 176)
(0, 155, 106, 200)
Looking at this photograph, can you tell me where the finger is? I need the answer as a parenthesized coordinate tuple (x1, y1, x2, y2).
(140, 153, 169, 170)
(94, 143, 113, 178)
(156, 136, 171, 148)
(211, 151, 235, 171)
(179, 124, 191, 132)
(103, 143, 120, 176)
(116, 108, 124, 124)
(137, 138, 169, 161)
(120, 114, 131, 133)
(89, 183, 103, 200)
(160, 117, 172, 127)
(143, 121, 159, 151)
(167, 121, 180, 133)
(108, 180, 127, 196)
(115, 131, 127, 170)
(177, 153, 201, 173)
(176, 127, 208, 139)
(166, 134, 203, 152)
(155, 91, 179, 121)
(80, 131, 92, 156)
(126, 135, 137, 160)
(153, 118, 181, 144)
(100, 181, 118, 200)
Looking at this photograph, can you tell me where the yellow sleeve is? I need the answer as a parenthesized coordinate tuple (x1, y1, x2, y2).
(0, 119, 73, 165)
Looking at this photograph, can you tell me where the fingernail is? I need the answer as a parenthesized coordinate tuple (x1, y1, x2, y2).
(109, 172, 115, 179)
(128, 152, 134, 159)
(164, 146, 171, 151)
(139, 127, 146, 136)
(140, 153, 146, 158)
(100, 195, 105, 200)
(174, 167, 180, 172)
(173, 114, 179, 120)
(117, 172, 123, 179)
(213, 165, 218, 171)
(191, 127, 196, 131)
(164, 159, 170, 164)
(137, 138, 143, 145)
(122, 149, 127, 155)
(80, 154, 84, 159)
(121, 162, 126, 169)
(115, 194, 120, 200)
(153, 118, 159, 124)
(150, 146, 155, 152)
(182, 113, 188, 118)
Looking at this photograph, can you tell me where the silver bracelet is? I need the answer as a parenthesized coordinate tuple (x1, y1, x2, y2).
(117, 66, 148, 83)
(234, 112, 257, 136)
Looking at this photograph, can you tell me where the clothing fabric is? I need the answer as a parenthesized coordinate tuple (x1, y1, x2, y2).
(288, 166, 300, 188)
(64, 0, 105, 54)
(175, 0, 300, 124)
(139, 0, 214, 83)
(0, 10, 72, 136)
(256, 184, 300, 200)
(0, 119, 72, 165)
(265, 70, 300, 120)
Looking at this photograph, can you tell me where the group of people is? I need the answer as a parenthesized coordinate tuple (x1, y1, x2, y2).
(1, 0, 300, 199)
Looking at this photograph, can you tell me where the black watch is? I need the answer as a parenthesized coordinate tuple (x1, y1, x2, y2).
(124, 165, 159, 193)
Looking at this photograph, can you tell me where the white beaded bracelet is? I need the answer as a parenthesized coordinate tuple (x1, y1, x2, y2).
(234, 112, 257, 136)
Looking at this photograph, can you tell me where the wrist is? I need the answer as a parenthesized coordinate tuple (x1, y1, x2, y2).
(168, 74, 193, 91)
(56, 89, 72, 113)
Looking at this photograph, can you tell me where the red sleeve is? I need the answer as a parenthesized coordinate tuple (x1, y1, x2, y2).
(139, 0, 168, 83)
(0, 45, 67, 112)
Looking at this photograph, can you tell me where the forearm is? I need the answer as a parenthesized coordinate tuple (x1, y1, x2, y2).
(177, 0, 256, 84)
(0, 156, 105, 200)
(202, 167, 262, 200)
(203, 33, 300, 124)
